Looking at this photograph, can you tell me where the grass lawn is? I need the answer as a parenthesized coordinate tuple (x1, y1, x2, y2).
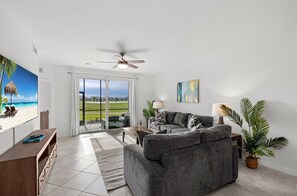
(80, 101, 128, 122)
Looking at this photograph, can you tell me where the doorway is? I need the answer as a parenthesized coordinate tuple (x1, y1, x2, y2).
(78, 78, 131, 133)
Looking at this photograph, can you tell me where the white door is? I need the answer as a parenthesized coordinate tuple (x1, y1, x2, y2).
(39, 80, 52, 126)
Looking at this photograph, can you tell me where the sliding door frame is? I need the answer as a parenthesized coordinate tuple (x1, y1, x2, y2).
(76, 74, 135, 132)
(106, 77, 133, 129)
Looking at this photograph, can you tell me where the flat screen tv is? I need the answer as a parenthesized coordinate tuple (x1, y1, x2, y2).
(0, 53, 38, 132)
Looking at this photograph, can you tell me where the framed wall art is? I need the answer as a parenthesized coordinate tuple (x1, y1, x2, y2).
(177, 79, 199, 103)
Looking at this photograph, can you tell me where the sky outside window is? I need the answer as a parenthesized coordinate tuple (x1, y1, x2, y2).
(79, 79, 128, 98)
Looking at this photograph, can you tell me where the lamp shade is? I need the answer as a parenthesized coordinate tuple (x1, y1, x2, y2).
(153, 101, 163, 109)
(212, 103, 231, 116)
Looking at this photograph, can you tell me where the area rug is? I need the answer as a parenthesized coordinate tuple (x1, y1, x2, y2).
(95, 147, 126, 191)
(90, 135, 133, 195)
(91, 136, 124, 151)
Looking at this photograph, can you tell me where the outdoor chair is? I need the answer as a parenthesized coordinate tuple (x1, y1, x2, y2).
(4, 105, 11, 116)
(10, 105, 18, 116)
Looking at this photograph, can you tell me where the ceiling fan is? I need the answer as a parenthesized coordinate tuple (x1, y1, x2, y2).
(97, 52, 145, 69)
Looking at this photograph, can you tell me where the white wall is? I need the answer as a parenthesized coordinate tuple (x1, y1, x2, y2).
(153, 27, 297, 176)
(0, 9, 39, 154)
(39, 65, 154, 137)
(136, 75, 154, 127)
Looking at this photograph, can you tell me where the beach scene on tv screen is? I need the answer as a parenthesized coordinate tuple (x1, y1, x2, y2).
(0, 54, 38, 131)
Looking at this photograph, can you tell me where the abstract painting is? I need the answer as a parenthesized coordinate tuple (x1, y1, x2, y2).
(177, 79, 199, 103)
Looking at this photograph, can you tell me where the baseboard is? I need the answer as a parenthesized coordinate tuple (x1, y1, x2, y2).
(260, 160, 297, 177)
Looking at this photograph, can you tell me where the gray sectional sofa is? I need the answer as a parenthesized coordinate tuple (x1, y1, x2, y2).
(149, 111, 214, 133)
(124, 125, 238, 196)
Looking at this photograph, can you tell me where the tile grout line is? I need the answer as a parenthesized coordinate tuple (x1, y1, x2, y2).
(47, 172, 98, 195)
(45, 133, 113, 195)
(81, 175, 101, 194)
(42, 183, 59, 196)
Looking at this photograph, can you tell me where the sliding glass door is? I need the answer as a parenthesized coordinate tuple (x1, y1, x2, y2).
(79, 79, 106, 133)
(107, 80, 130, 129)
(79, 77, 131, 133)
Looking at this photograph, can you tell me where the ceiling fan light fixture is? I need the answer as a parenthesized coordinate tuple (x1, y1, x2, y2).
(117, 64, 128, 69)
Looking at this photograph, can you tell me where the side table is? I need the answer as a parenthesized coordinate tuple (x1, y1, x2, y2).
(231, 133, 242, 158)
(122, 126, 153, 145)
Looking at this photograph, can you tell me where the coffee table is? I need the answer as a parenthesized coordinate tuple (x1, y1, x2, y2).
(122, 126, 153, 145)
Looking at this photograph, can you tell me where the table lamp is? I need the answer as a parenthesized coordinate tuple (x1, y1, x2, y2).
(212, 103, 231, 124)
(153, 101, 163, 114)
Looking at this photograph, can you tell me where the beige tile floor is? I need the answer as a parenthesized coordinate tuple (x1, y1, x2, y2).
(42, 131, 297, 196)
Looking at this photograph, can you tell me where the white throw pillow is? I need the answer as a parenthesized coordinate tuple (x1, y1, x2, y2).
(190, 123, 203, 131)
(187, 115, 199, 130)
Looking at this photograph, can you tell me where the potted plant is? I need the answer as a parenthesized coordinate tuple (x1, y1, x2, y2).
(142, 100, 155, 128)
(221, 98, 288, 169)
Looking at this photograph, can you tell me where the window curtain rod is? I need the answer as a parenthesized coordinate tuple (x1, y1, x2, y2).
(67, 71, 138, 80)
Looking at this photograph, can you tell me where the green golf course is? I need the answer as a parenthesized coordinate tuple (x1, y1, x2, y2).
(80, 101, 129, 121)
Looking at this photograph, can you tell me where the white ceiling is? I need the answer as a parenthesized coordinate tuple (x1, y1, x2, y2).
(1, 0, 297, 74)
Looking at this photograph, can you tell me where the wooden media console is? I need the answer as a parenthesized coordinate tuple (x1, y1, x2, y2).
(0, 129, 57, 196)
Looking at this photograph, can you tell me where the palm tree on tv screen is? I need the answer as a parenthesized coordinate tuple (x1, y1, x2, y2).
(0, 55, 17, 112)
(4, 81, 18, 105)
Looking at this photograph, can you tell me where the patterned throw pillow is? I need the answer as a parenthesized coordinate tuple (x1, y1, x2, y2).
(190, 123, 203, 131)
(187, 115, 199, 130)
(155, 111, 167, 124)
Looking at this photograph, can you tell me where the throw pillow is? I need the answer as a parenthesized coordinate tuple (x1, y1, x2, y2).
(190, 123, 203, 131)
(165, 112, 177, 124)
(173, 112, 190, 127)
(187, 115, 200, 130)
(155, 111, 167, 124)
(156, 130, 167, 134)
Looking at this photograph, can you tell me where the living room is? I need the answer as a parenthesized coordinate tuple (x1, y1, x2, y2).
(0, 1, 297, 196)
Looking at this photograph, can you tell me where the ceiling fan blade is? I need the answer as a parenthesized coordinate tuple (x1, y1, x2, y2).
(115, 54, 122, 58)
(115, 54, 125, 61)
(97, 61, 118, 63)
(126, 60, 145, 64)
(125, 48, 148, 53)
(96, 48, 119, 53)
(127, 64, 138, 69)
(112, 64, 119, 68)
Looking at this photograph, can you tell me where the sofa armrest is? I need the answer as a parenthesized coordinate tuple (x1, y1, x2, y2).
(148, 117, 155, 129)
(124, 144, 165, 196)
(149, 117, 156, 124)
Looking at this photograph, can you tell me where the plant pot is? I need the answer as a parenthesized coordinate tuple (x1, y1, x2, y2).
(246, 157, 259, 169)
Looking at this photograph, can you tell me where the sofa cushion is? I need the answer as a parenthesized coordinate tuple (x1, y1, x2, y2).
(187, 115, 200, 129)
(155, 111, 167, 124)
(137, 130, 167, 146)
(143, 131, 201, 161)
(173, 112, 190, 127)
(166, 112, 177, 124)
(160, 124, 181, 132)
(198, 115, 214, 127)
(170, 127, 190, 133)
(200, 125, 231, 143)
(150, 122, 163, 130)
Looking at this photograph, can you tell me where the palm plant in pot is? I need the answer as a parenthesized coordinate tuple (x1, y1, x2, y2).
(221, 98, 288, 169)
(142, 100, 155, 127)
